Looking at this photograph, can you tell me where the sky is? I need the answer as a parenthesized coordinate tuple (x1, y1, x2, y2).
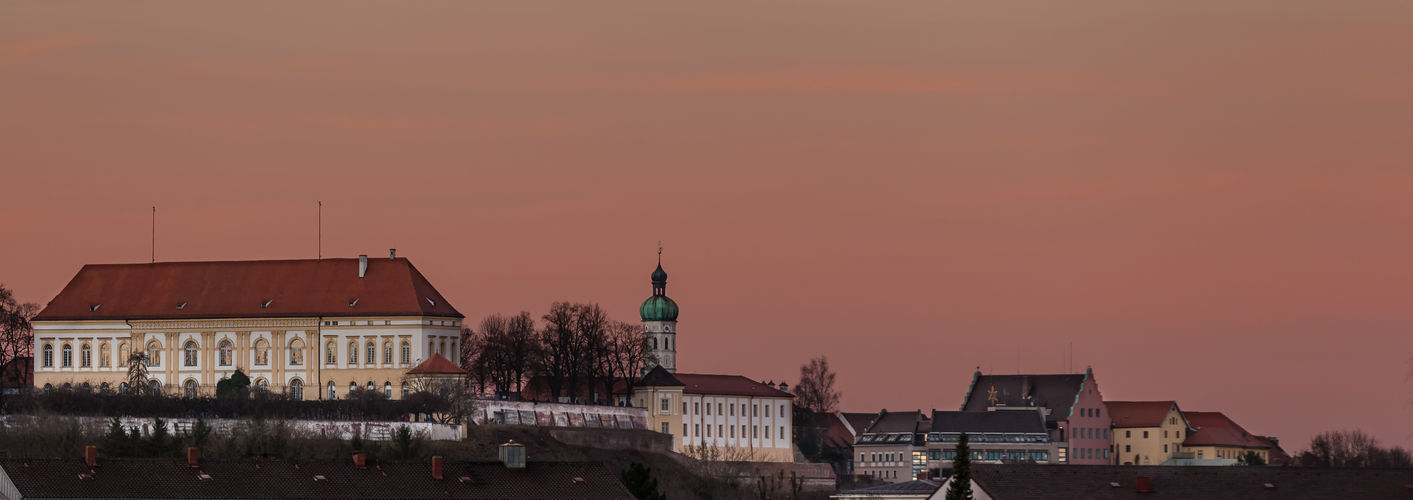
(3, 0, 1413, 451)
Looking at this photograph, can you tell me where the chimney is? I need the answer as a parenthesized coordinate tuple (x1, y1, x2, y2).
(390, 249, 396, 260)
(358, 255, 368, 278)
(431, 456, 443, 480)
(1135, 476, 1152, 493)
(353, 452, 367, 469)
(499, 440, 526, 469)
(85, 445, 97, 467)
(187, 447, 200, 467)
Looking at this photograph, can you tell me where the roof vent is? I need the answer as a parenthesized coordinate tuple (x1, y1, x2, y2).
(261, 300, 273, 309)
(1109, 482, 1122, 488)
(458, 476, 474, 484)
(90, 304, 101, 312)
(313, 475, 327, 482)
(1263, 483, 1275, 490)
(573, 477, 585, 484)
(359, 255, 368, 278)
(198, 473, 213, 481)
(349, 297, 360, 307)
(177, 302, 187, 310)
(79, 474, 94, 481)
(426, 297, 436, 307)
(390, 249, 396, 260)
(499, 440, 526, 469)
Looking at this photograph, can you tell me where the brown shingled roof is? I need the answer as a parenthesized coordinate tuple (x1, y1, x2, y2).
(406, 354, 467, 375)
(672, 373, 793, 398)
(0, 458, 632, 500)
(34, 258, 462, 321)
(1106, 401, 1181, 428)
(967, 464, 1413, 499)
(1181, 411, 1271, 449)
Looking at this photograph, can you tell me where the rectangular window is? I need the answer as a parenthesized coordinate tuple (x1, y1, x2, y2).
(695, 403, 700, 415)
(730, 404, 735, 416)
(718, 403, 723, 415)
(1143, 431, 1149, 438)
(683, 424, 688, 437)
(766, 426, 771, 439)
(1164, 444, 1168, 453)
(780, 405, 785, 419)
(695, 424, 700, 436)
(1164, 431, 1168, 438)
(766, 405, 771, 418)
(753, 405, 759, 417)
(719, 425, 723, 437)
(661, 399, 670, 412)
(663, 423, 670, 434)
(730, 426, 735, 438)
(741, 404, 746, 415)
(754, 426, 759, 438)
(780, 426, 784, 439)
(1126, 430, 1131, 438)
(707, 425, 711, 437)
(942, 450, 956, 460)
(741, 425, 746, 438)
(683, 402, 688, 414)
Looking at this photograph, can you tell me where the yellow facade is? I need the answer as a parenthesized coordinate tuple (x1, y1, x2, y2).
(1111, 406, 1188, 465)
(33, 316, 463, 400)
(633, 384, 794, 463)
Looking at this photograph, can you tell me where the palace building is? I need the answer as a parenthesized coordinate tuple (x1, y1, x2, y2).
(30, 252, 464, 399)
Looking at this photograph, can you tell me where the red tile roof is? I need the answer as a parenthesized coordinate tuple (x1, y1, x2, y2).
(666, 373, 793, 398)
(1181, 411, 1271, 449)
(1106, 401, 1181, 428)
(407, 354, 467, 375)
(33, 258, 462, 321)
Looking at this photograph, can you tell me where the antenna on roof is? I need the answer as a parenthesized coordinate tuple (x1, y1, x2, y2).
(151, 206, 156, 264)
(318, 201, 322, 260)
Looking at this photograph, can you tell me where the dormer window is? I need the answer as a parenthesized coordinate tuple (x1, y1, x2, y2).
(348, 297, 360, 307)
(261, 299, 273, 308)
(426, 297, 436, 307)
(89, 304, 101, 312)
(176, 302, 187, 310)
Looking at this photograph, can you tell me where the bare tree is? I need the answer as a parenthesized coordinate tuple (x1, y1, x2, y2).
(606, 321, 651, 403)
(503, 311, 537, 394)
(0, 285, 40, 399)
(535, 302, 579, 402)
(794, 356, 840, 414)
(574, 303, 613, 404)
(1298, 429, 1413, 468)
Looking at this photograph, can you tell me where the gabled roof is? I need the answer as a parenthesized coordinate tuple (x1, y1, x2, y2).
(0, 458, 633, 500)
(839, 479, 941, 496)
(929, 410, 1048, 435)
(841, 412, 877, 436)
(637, 366, 684, 388)
(406, 354, 467, 375)
(960, 370, 1093, 421)
(1181, 411, 1270, 449)
(1106, 401, 1182, 428)
(33, 258, 462, 321)
(672, 373, 793, 398)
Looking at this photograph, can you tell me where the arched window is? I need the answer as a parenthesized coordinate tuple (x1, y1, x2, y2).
(652, 338, 658, 350)
(401, 341, 410, 365)
(348, 382, 357, 396)
(383, 342, 393, 364)
(289, 338, 305, 365)
(253, 339, 269, 365)
(184, 379, 198, 398)
(254, 378, 268, 392)
(118, 382, 128, 394)
(326, 341, 337, 364)
(383, 381, 392, 399)
(219, 340, 233, 366)
(429, 340, 435, 357)
(450, 340, 457, 362)
(439, 339, 446, 356)
(147, 340, 162, 366)
(62, 344, 73, 367)
(184, 340, 199, 367)
(366, 381, 375, 392)
(81, 343, 92, 368)
(366, 342, 376, 365)
(149, 379, 161, 393)
(43, 383, 53, 392)
(327, 381, 337, 399)
(100, 382, 110, 391)
(118, 342, 130, 367)
(99, 342, 111, 367)
(42, 344, 53, 368)
(290, 379, 304, 400)
(348, 342, 358, 365)
(401, 382, 409, 398)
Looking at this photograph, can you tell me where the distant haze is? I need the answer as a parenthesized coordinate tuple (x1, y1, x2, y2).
(3, 1, 1412, 451)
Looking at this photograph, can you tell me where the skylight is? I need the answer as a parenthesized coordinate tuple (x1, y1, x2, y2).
(349, 297, 360, 307)
(426, 297, 436, 307)
(89, 304, 101, 312)
(261, 299, 273, 308)
(177, 302, 187, 310)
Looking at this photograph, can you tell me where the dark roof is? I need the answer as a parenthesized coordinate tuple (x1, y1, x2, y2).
(839, 479, 941, 495)
(929, 410, 1048, 435)
(1182, 411, 1269, 449)
(406, 354, 467, 375)
(861, 410, 922, 435)
(671, 373, 792, 398)
(636, 366, 683, 388)
(1106, 401, 1180, 428)
(33, 258, 462, 321)
(0, 458, 632, 500)
(968, 464, 1413, 500)
(959, 371, 1091, 421)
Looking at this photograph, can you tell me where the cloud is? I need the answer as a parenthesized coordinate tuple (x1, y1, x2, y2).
(0, 33, 101, 66)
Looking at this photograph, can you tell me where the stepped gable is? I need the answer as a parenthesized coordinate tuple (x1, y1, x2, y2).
(34, 258, 462, 321)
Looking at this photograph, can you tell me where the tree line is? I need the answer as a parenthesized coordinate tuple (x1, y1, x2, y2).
(459, 302, 652, 405)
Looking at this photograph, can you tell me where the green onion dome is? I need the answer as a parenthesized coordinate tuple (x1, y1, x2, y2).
(640, 262, 678, 321)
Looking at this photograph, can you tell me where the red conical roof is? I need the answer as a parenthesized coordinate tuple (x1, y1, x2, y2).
(407, 353, 467, 375)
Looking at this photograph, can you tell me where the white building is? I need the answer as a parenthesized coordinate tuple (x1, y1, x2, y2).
(31, 252, 464, 399)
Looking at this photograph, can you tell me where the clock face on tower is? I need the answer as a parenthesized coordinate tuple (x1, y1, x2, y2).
(663, 325, 672, 333)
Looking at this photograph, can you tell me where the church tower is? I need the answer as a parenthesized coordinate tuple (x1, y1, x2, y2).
(639, 252, 678, 373)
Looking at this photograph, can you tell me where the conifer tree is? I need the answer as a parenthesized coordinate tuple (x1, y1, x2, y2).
(945, 432, 974, 500)
(620, 462, 666, 500)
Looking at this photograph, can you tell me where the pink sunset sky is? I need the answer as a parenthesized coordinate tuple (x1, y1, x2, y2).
(3, 1, 1412, 451)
